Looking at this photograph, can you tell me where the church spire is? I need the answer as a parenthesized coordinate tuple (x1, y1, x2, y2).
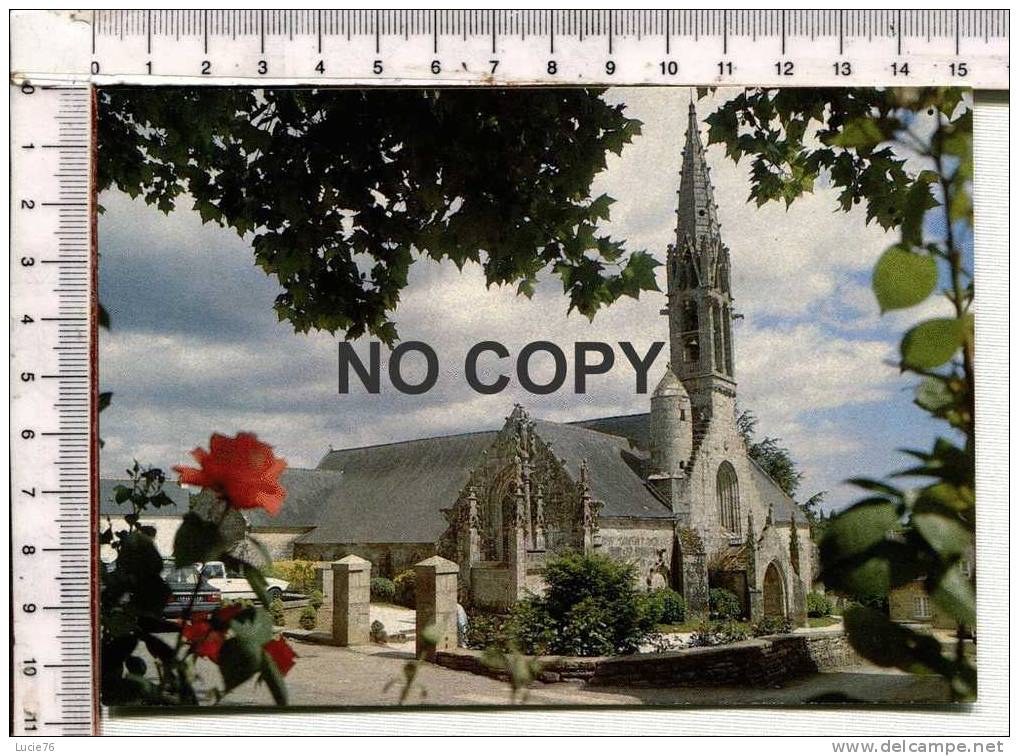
(663, 98, 737, 420)
(676, 99, 721, 246)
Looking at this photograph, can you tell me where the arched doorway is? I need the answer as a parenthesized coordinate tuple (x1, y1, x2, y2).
(763, 562, 786, 618)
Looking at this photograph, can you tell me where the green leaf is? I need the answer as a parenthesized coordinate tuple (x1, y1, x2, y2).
(260, 652, 289, 706)
(843, 605, 952, 675)
(928, 565, 976, 628)
(819, 499, 899, 569)
(114, 485, 132, 504)
(218, 637, 261, 691)
(913, 510, 972, 557)
(872, 245, 938, 313)
(825, 117, 885, 151)
(900, 318, 966, 370)
(173, 511, 225, 567)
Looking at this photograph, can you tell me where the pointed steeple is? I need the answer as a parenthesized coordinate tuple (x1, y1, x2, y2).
(662, 96, 737, 417)
(676, 99, 721, 246)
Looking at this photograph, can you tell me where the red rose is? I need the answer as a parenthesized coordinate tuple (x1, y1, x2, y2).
(263, 638, 296, 676)
(214, 604, 245, 625)
(174, 432, 287, 515)
(182, 616, 225, 663)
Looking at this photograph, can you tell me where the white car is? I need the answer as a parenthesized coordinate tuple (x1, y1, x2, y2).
(200, 561, 289, 602)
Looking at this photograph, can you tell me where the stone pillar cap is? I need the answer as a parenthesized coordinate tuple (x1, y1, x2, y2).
(332, 554, 371, 571)
(414, 555, 459, 574)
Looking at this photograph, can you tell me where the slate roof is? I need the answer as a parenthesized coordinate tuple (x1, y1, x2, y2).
(572, 413, 650, 451)
(246, 468, 343, 530)
(576, 411, 807, 524)
(100, 468, 343, 530)
(747, 459, 804, 525)
(299, 431, 498, 545)
(531, 420, 671, 520)
(299, 417, 674, 545)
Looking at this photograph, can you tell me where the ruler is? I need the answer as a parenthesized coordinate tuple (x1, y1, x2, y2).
(6, 7, 1010, 738)
(10, 9, 1010, 88)
(10, 83, 96, 736)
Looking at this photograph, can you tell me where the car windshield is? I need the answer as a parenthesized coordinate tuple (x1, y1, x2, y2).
(161, 563, 199, 585)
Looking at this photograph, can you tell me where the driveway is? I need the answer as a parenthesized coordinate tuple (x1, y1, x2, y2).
(214, 638, 951, 708)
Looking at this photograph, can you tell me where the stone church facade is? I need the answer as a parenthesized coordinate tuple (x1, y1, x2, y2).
(210, 104, 813, 624)
(423, 102, 812, 622)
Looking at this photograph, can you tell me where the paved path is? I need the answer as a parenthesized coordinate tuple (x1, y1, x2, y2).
(217, 637, 951, 708)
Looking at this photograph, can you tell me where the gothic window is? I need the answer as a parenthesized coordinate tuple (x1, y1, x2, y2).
(723, 306, 734, 376)
(716, 462, 740, 534)
(683, 335, 699, 363)
(682, 299, 698, 330)
(719, 256, 731, 294)
(712, 302, 724, 372)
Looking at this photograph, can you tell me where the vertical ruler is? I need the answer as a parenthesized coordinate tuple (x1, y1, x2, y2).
(10, 83, 96, 736)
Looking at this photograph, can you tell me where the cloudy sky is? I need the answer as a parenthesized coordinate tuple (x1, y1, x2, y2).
(99, 87, 958, 513)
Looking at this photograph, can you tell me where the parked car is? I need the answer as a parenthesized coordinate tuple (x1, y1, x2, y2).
(162, 561, 222, 618)
(199, 561, 290, 602)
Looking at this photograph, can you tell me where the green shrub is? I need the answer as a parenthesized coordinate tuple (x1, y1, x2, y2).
(464, 613, 508, 651)
(689, 620, 751, 647)
(299, 605, 317, 630)
(558, 597, 615, 656)
(709, 588, 743, 620)
(370, 576, 396, 603)
(266, 559, 318, 594)
(640, 587, 686, 625)
(370, 619, 388, 644)
(393, 570, 416, 608)
(308, 589, 324, 610)
(751, 616, 794, 636)
(504, 551, 654, 656)
(269, 597, 285, 627)
(806, 591, 834, 618)
(503, 594, 558, 655)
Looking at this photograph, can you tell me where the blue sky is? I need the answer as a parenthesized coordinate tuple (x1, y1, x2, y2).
(98, 87, 964, 514)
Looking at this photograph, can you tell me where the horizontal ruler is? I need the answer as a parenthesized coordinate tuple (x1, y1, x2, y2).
(10, 9, 1010, 88)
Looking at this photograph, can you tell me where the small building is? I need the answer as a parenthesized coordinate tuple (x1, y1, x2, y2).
(888, 556, 975, 631)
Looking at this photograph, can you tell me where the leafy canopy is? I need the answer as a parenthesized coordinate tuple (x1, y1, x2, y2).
(704, 87, 974, 700)
(98, 88, 656, 343)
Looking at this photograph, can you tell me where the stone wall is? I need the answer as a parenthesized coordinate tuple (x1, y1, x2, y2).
(889, 580, 957, 629)
(435, 631, 860, 687)
(470, 564, 514, 609)
(249, 528, 309, 561)
(293, 542, 436, 578)
(599, 518, 677, 590)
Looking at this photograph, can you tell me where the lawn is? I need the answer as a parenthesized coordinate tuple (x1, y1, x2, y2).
(807, 615, 841, 628)
(656, 620, 701, 634)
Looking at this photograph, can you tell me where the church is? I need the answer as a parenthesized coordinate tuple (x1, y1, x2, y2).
(281, 102, 813, 624)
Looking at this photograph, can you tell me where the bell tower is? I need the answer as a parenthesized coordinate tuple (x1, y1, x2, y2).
(663, 100, 737, 423)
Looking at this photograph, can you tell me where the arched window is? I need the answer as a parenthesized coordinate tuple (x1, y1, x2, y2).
(716, 462, 740, 534)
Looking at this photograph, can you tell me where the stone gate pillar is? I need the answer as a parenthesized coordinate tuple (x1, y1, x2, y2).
(331, 555, 371, 646)
(414, 556, 459, 661)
